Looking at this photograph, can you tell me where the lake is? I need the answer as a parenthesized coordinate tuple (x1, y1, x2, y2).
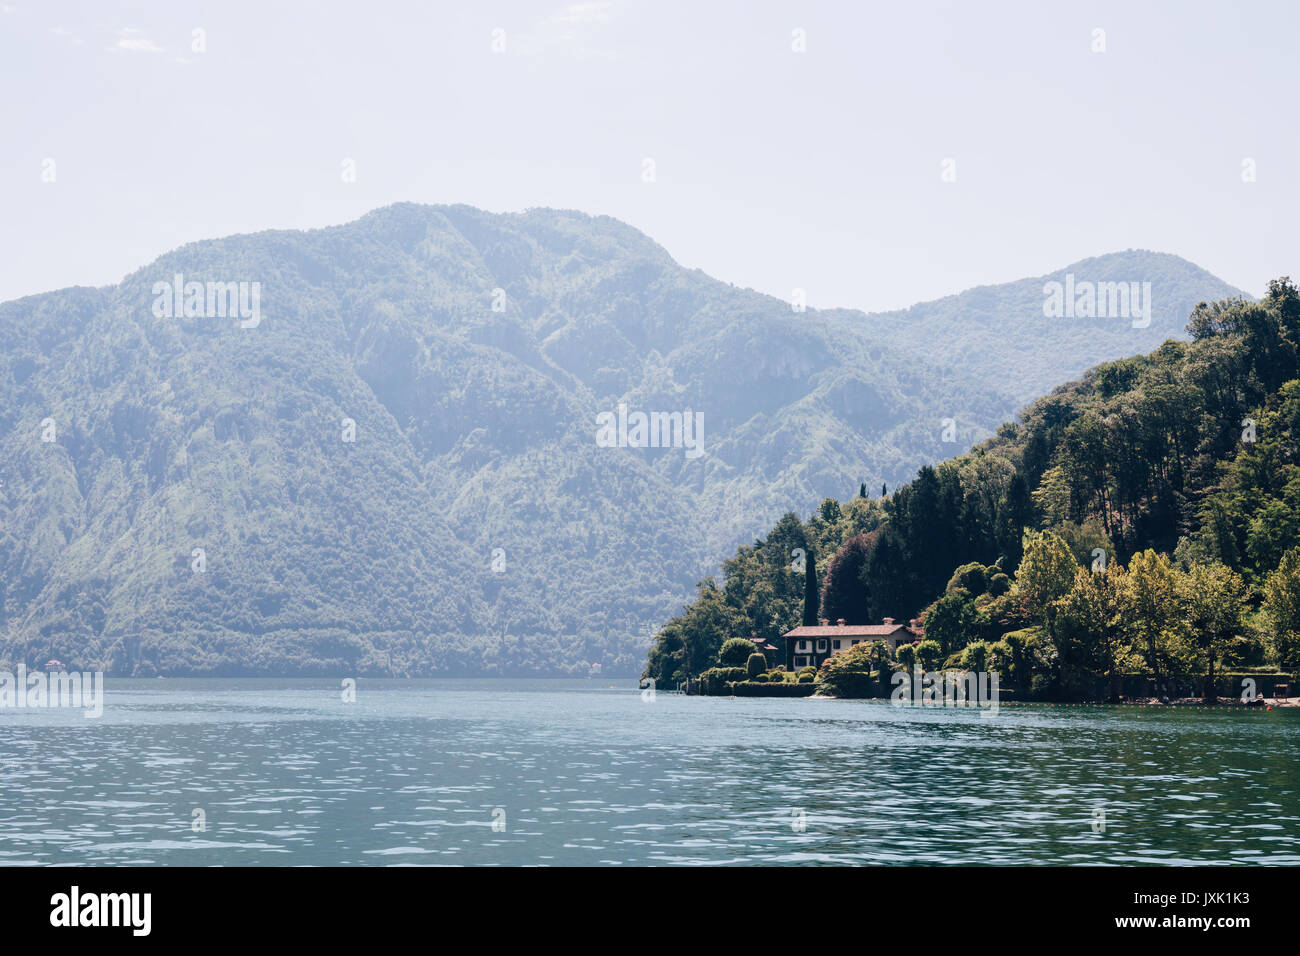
(1, 679, 1297, 866)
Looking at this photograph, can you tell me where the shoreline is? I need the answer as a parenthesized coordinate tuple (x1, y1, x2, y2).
(805, 693, 1300, 707)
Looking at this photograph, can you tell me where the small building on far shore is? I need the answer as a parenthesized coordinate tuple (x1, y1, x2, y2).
(747, 635, 782, 669)
(783, 618, 919, 670)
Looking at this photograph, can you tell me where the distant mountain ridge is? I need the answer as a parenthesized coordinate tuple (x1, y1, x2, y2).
(836, 250, 1250, 404)
(0, 204, 1248, 675)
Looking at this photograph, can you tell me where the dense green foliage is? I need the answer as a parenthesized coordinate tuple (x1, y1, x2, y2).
(1264, 548, 1300, 669)
(647, 281, 1300, 698)
(815, 640, 889, 698)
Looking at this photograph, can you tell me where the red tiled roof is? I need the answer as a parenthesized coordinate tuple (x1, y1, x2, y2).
(782, 624, 912, 638)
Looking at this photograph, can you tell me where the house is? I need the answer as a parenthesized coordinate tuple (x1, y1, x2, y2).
(747, 635, 782, 669)
(783, 617, 919, 670)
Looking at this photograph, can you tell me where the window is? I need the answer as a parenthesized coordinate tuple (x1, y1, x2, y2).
(833, 640, 841, 650)
(816, 639, 827, 652)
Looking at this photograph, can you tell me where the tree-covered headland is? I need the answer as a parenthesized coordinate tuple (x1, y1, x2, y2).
(645, 281, 1300, 701)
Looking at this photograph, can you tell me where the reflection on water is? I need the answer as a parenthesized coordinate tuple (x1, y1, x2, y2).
(0, 679, 1296, 865)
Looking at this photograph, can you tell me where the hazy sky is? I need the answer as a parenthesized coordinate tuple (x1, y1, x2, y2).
(2, 0, 1295, 311)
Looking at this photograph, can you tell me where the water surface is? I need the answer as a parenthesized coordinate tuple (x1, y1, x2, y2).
(1, 679, 1296, 865)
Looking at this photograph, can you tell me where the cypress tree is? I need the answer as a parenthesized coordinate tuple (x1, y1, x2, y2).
(802, 546, 820, 626)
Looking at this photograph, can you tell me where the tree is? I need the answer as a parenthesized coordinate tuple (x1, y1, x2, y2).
(1017, 530, 1078, 623)
(643, 577, 744, 685)
(895, 642, 917, 669)
(1053, 565, 1130, 698)
(862, 528, 909, 621)
(1054, 519, 1115, 568)
(987, 628, 1044, 692)
(718, 637, 757, 667)
(814, 642, 877, 698)
(916, 640, 943, 671)
(924, 589, 980, 656)
(1120, 549, 1180, 691)
(865, 640, 893, 695)
(1031, 465, 1071, 527)
(1247, 498, 1300, 572)
(998, 470, 1035, 564)
(945, 562, 988, 596)
(986, 639, 1013, 682)
(1178, 562, 1245, 700)
(746, 652, 767, 679)
(821, 532, 876, 624)
(1263, 547, 1300, 669)
(802, 545, 820, 626)
(959, 640, 990, 672)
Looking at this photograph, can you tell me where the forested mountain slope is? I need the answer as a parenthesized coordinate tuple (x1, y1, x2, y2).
(646, 280, 1300, 694)
(0, 203, 1248, 675)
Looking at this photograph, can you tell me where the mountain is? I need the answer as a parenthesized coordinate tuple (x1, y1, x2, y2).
(644, 278, 1300, 693)
(0, 203, 1247, 676)
(834, 250, 1249, 405)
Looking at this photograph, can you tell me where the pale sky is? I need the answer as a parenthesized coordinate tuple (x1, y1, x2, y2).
(1, 0, 1295, 311)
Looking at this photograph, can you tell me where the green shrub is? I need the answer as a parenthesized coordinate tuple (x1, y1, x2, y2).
(814, 643, 878, 698)
(699, 666, 748, 694)
(729, 681, 817, 697)
(896, 643, 918, 668)
(960, 640, 990, 672)
(746, 652, 767, 678)
(916, 640, 943, 670)
(946, 562, 988, 597)
(719, 638, 757, 667)
(879, 663, 899, 695)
